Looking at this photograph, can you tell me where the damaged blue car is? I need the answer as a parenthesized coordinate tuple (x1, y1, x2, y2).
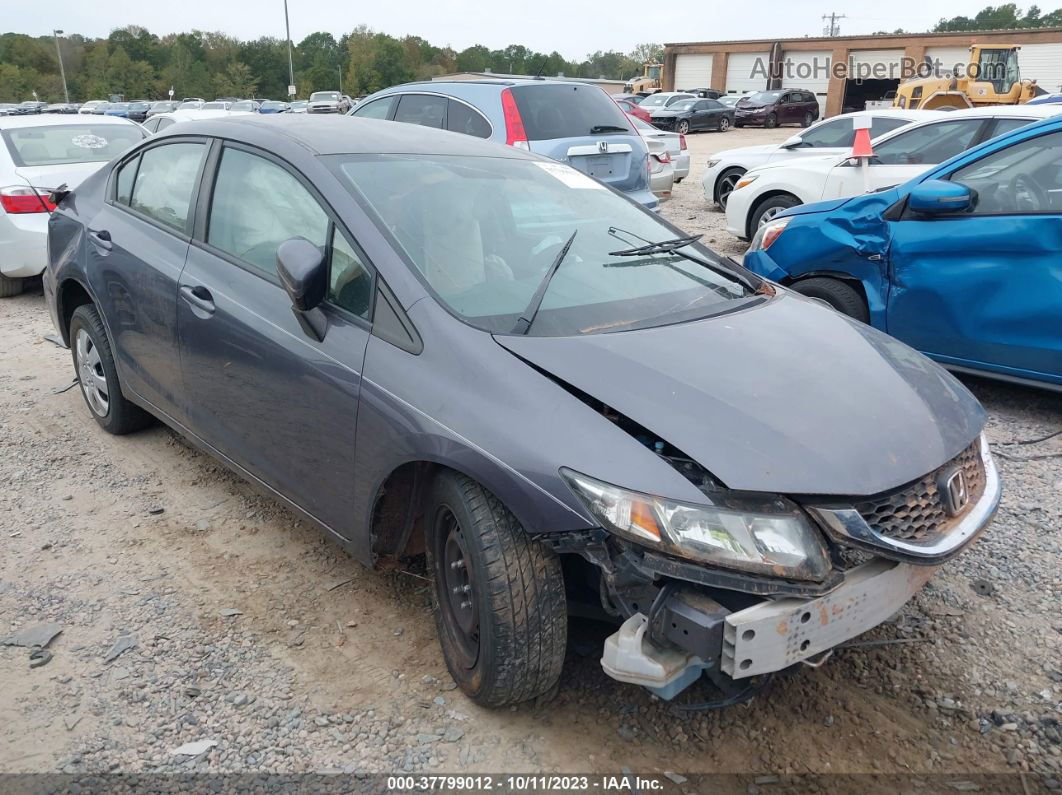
(744, 114, 1062, 390)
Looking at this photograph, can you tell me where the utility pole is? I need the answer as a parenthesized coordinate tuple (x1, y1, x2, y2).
(284, 0, 296, 98)
(53, 29, 69, 104)
(822, 12, 846, 36)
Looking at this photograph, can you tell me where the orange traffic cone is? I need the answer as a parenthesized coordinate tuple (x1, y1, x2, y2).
(851, 127, 874, 158)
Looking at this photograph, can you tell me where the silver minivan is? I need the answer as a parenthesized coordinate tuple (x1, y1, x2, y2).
(350, 79, 658, 209)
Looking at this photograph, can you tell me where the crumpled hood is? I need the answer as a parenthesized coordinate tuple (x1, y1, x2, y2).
(775, 195, 854, 217)
(495, 294, 984, 497)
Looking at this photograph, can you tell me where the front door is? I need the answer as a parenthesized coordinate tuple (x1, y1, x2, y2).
(88, 139, 208, 418)
(822, 117, 987, 200)
(886, 128, 1062, 384)
(177, 143, 376, 536)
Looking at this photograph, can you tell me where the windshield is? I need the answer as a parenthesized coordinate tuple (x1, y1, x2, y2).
(203, 102, 227, 109)
(2, 123, 146, 167)
(311, 92, 340, 101)
(178, 101, 200, 109)
(108, 103, 130, 110)
(330, 154, 752, 336)
(150, 102, 171, 110)
(670, 100, 697, 111)
(718, 96, 739, 106)
(262, 101, 286, 110)
(745, 91, 782, 104)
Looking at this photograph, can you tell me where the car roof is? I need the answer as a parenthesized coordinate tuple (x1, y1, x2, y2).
(156, 114, 541, 159)
(938, 103, 1062, 119)
(0, 114, 141, 130)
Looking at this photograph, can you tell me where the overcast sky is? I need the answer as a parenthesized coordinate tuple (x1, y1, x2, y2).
(12, 0, 968, 60)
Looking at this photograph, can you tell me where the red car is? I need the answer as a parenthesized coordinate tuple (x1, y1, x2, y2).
(616, 98, 651, 123)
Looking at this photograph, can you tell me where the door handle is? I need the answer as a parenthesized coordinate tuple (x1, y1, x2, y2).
(180, 284, 216, 314)
(88, 228, 112, 251)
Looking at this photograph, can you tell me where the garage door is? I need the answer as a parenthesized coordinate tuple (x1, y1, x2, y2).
(726, 51, 770, 95)
(925, 46, 972, 76)
(1020, 43, 1062, 94)
(848, 49, 906, 81)
(782, 49, 831, 116)
(673, 54, 714, 91)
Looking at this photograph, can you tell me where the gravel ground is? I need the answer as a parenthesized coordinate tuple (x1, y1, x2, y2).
(0, 125, 1060, 782)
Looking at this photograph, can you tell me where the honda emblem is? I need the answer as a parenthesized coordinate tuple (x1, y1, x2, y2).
(597, 141, 608, 153)
(940, 469, 969, 516)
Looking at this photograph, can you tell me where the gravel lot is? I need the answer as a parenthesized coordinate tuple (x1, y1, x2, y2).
(1, 125, 1060, 782)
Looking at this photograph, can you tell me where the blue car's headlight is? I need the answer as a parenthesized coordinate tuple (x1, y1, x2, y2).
(561, 469, 830, 581)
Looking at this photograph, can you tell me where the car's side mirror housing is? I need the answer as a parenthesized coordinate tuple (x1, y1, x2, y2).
(908, 179, 974, 215)
(276, 237, 328, 341)
(781, 135, 803, 149)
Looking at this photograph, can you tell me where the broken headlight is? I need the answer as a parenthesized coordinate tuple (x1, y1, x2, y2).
(562, 469, 830, 581)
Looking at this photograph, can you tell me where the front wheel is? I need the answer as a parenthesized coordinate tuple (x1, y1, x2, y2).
(791, 277, 869, 323)
(764, 112, 778, 129)
(676, 119, 690, 135)
(715, 167, 747, 210)
(750, 194, 800, 235)
(426, 471, 567, 707)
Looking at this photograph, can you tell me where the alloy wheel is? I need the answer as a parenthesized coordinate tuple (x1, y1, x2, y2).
(719, 117, 730, 131)
(677, 120, 689, 135)
(75, 328, 109, 417)
(718, 173, 742, 208)
(434, 506, 480, 669)
(758, 205, 788, 228)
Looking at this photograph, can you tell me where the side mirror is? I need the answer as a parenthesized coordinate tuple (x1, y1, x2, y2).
(276, 237, 327, 311)
(781, 135, 803, 149)
(276, 237, 328, 341)
(908, 179, 974, 215)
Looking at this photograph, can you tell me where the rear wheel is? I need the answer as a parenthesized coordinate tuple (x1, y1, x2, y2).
(426, 471, 567, 707)
(750, 194, 800, 235)
(791, 277, 869, 323)
(764, 112, 778, 129)
(0, 274, 24, 298)
(802, 111, 814, 127)
(715, 167, 747, 210)
(676, 119, 690, 135)
(69, 305, 153, 434)
(718, 116, 731, 132)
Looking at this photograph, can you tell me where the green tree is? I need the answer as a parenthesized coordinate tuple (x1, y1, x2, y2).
(213, 61, 258, 98)
(935, 3, 1062, 30)
(629, 42, 663, 65)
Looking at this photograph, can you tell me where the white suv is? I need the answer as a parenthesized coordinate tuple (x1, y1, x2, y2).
(725, 104, 1062, 240)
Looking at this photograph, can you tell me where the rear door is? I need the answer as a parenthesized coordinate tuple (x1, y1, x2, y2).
(86, 138, 209, 418)
(886, 128, 1062, 384)
(509, 83, 648, 195)
(177, 142, 375, 535)
(821, 117, 987, 199)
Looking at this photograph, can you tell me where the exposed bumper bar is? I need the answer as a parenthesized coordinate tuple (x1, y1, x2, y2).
(807, 435, 1000, 566)
(721, 558, 935, 678)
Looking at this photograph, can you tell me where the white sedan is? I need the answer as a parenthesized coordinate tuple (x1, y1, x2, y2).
(0, 114, 146, 296)
(702, 109, 944, 210)
(629, 114, 690, 182)
(725, 104, 1062, 240)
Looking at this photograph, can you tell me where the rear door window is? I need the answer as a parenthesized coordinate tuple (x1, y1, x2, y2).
(870, 116, 911, 138)
(129, 141, 206, 233)
(986, 117, 1035, 139)
(873, 119, 984, 165)
(447, 100, 491, 138)
(509, 84, 633, 141)
(393, 94, 447, 129)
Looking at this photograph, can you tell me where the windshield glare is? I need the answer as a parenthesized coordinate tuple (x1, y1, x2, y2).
(311, 92, 340, 101)
(745, 91, 782, 104)
(670, 100, 696, 111)
(332, 154, 751, 336)
(2, 124, 146, 166)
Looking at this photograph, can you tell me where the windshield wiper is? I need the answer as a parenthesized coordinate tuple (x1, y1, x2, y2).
(606, 227, 758, 290)
(590, 125, 629, 134)
(511, 230, 578, 335)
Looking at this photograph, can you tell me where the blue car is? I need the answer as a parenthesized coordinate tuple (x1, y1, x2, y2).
(744, 114, 1062, 390)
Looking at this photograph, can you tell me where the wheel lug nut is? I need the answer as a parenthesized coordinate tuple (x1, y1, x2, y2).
(460, 600, 472, 609)
(450, 559, 465, 570)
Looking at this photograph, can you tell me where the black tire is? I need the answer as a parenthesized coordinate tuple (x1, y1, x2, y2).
(791, 277, 869, 323)
(426, 471, 567, 707)
(764, 112, 778, 129)
(676, 119, 690, 135)
(749, 194, 800, 237)
(715, 167, 747, 210)
(68, 304, 153, 435)
(0, 274, 24, 298)
(802, 111, 814, 127)
(734, 121, 744, 128)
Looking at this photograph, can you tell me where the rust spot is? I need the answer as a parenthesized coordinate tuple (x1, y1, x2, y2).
(776, 620, 789, 636)
(819, 605, 830, 626)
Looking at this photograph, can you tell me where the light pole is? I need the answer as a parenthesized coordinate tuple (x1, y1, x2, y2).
(283, 0, 296, 99)
(53, 29, 69, 104)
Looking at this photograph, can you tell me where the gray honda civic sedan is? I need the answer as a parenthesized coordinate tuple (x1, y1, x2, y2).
(44, 115, 999, 707)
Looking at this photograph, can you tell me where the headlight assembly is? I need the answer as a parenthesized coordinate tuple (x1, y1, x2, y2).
(562, 469, 830, 581)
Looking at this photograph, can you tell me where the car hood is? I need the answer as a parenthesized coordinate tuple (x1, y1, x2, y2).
(775, 195, 854, 217)
(494, 294, 983, 497)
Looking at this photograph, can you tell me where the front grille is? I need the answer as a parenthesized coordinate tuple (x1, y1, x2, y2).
(851, 439, 986, 542)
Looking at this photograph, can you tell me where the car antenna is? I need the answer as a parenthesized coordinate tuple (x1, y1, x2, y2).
(532, 58, 547, 80)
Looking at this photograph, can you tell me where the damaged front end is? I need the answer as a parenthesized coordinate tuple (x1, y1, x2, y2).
(551, 432, 1000, 702)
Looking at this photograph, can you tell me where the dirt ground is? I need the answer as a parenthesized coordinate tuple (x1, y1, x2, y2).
(1, 125, 1060, 783)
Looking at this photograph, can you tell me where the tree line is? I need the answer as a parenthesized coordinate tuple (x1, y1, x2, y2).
(0, 25, 663, 103)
